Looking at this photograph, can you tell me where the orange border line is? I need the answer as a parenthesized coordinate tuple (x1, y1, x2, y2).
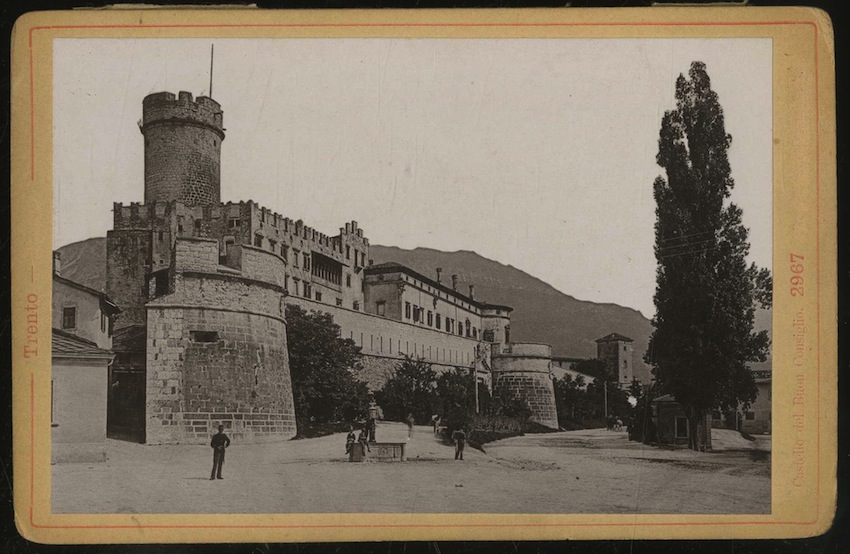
(28, 19, 822, 531)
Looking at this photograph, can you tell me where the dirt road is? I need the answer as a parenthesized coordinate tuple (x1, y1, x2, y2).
(52, 424, 770, 514)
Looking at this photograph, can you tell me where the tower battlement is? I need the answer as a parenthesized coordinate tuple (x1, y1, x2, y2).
(142, 91, 224, 133)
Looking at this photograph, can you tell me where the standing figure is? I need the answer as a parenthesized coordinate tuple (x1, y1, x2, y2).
(406, 413, 415, 439)
(210, 425, 231, 480)
(345, 426, 356, 455)
(366, 416, 377, 442)
(452, 427, 467, 460)
(357, 428, 371, 456)
(431, 414, 441, 436)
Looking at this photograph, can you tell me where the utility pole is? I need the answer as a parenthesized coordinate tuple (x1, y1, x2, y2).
(603, 380, 608, 419)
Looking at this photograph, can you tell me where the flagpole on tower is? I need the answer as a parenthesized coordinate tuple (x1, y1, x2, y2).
(209, 44, 214, 98)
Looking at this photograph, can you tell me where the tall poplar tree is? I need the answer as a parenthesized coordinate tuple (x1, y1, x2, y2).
(647, 62, 772, 450)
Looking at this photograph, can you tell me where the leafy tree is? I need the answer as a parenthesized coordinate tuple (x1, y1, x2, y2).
(553, 374, 584, 425)
(647, 61, 772, 450)
(436, 366, 476, 433)
(376, 355, 438, 424)
(285, 304, 369, 425)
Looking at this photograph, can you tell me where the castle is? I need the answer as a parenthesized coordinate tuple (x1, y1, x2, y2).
(102, 90, 634, 444)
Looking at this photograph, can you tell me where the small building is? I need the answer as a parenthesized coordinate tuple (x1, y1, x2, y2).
(52, 253, 119, 462)
(650, 394, 712, 450)
(51, 329, 113, 463)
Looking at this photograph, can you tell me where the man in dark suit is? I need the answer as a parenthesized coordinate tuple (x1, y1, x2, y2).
(452, 427, 467, 460)
(210, 425, 231, 480)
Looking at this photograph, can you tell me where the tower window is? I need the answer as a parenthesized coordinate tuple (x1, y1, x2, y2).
(346, 274, 351, 287)
(254, 234, 263, 247)
(376, 301, 386, 317)
(405, 302, 411, 319)
(190, 331, 219, 343)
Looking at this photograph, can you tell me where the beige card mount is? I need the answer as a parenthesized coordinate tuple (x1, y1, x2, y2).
(10, 6, 836, 543)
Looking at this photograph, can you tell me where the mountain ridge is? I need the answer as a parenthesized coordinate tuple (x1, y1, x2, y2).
(55, 237, 771, 377)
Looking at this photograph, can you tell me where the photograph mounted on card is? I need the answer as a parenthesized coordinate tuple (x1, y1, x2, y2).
(10, 6, 836, 543)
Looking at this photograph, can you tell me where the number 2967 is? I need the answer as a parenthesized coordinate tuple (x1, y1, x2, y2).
(790, 253, 805, 296)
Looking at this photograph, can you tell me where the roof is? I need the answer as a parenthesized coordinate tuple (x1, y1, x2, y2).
(52, 328, 113, 358)
(595, 333, 634, 343)
(365, 262, 513, 312)
(54, 275, 121, 314)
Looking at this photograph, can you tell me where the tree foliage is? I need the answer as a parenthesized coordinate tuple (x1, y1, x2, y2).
(648, 62, 772, 450)
(436, 366, 476, 432)
(285, 304, 369, 425)
(376, 355, 439, 424)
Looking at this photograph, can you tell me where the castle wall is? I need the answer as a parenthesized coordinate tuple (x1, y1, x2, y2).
(142, 92, 224, 206)
(106, 228, 153, 330)
(144, 238, 295, 444)
(491, 343, 558, 430)
(285, 296, 484, 390)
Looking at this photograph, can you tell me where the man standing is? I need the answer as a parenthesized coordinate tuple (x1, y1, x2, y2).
(452, 427, 467, 460)
(210, 424, 231, 480)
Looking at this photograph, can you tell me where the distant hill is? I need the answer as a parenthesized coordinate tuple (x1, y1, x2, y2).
(56, 238, 771, 376)
(55, 237, 108, 292)
(368, 246, 655, 368)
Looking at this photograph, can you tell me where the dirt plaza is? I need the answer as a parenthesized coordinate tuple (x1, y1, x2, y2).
(52, 423, 770, 515)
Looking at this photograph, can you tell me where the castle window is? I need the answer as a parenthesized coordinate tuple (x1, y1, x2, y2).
(284, 275, 289, 292)
(483, 330, 494, 342)
(282, 245, 288, 260)
(427, 311, 433, 326)
(353, 301, 360, 311)
(228, 218, 239, 229)
(293, 278, 300, 295)
(624, 346, 627, 351)
(269, 239, 277, 252)
(254, 234, 263, 247)
(315, 291, 322, 302)
(62, 307, 76, 330)
(376, 301, 386, 317)
(303, 283, 312, 298)
(190, 331, 219, 343)
(346, 245, 350, 260)
(405, 302, 411, 319)
(413, 306, 420, 323)
(436, 314, 441, 330)
(158, 231, 164, 242)
(745, 412, 755, 421)
(293, 249, 300, 267)
(472, 327, 477, 339)
(101, 312, 108, 333)
(336, 298, 343, 307)
(303, 253, 311, 271)
(346, 274, 351, 287)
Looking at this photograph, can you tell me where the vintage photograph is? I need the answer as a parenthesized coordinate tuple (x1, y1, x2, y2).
(49, 37, 773, 515)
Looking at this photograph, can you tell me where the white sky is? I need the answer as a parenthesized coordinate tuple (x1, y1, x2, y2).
(53, 38, 773, 318)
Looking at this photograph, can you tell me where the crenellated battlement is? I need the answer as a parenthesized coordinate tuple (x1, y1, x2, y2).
(141, 91, 224, 136)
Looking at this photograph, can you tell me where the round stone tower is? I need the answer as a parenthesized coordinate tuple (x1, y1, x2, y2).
(140, 91, 225, 206)
(491, 343, 559, 430)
